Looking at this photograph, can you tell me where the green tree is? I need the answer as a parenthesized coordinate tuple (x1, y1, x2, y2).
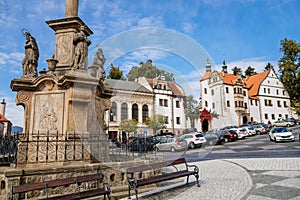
(107, 63, 124, 79)
(127, 59, 174, 81)
(186, 95, 200, 128)
(232, 66, 242, 76)
(119, 119, 138, 133)
(264, 62, 274, 71)
(278, 38, 300, 114)
(244, 66, 256, 76)
(145, 115, 166, 135)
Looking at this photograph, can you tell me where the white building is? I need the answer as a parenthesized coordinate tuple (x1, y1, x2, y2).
(199, 60, 292, 131)
(104, 76, 187, 141)
(138, 76, 186, 135)
(0, 99, 12, 136)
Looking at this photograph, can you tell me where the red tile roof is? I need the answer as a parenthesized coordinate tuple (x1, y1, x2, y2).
(168, 82, 185, 96)
(0, 114, 10, 123)
(244, 70, 269, 99)
(220, 72, 239, 85)
(200, 71, 212, 81)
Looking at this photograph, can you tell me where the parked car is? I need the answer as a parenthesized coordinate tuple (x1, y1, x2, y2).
(221, 125, 239, 130)
(252, 124, 267, 135)
(128, 137, 156, 152)
(243, 126, 256, 136)
(180, 132, 206, 149)
(236, 128, 247, 139)
(183, 128, 198, 134)
(286, 118, 300, 125)
(154, 136, 188, 152)
(204, 131, 225, 145)
(269, 127, 295, 142)
(273, 120, 295, 127)
(220, 130, 238, 142)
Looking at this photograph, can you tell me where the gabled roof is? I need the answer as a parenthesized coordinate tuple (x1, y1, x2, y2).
(146, 77, 158, 87)
(244, 70, 269, 99)
(106, 79, 151, 93)
(0, 114, 12, 125)
(220, 72, 239, 85)
(168, 82, 185, 96)
(200, 71, 212, 81)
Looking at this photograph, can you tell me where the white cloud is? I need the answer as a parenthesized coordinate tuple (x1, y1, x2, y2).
(0, 51, 23, 74)
(182, 22, 197, 33)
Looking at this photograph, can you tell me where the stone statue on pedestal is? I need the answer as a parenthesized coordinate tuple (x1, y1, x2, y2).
(89, 48, 106, 81)
(72, 27, 91, 70)
(22, 31, 39, 77)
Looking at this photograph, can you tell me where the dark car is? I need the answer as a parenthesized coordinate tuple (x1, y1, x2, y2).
(204, 131, 225, 145)
(128, 137, 156, 152)
(220, 130, 238, 142)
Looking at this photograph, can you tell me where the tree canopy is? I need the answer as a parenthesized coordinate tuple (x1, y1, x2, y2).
(278, 38, 300, 114)
(119, 119, 137, 133)
(145, 115, 166, 135)
(186, 95, 200, 128)
(127, 60, 174, 81)
(244, 66, 257, 77)
(107, 63, 124, 80)
(232, 66, 242, 76)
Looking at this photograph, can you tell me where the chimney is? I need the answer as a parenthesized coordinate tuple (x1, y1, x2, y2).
(0, 99, 6, 117)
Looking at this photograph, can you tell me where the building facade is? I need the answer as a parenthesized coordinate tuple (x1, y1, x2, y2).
(105, 76, 187, 141)
(199, 60, 292, 131)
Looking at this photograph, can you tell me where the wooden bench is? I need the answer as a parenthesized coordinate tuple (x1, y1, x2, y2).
(126, 158, 200, 199)
(10, 172, 111, 200)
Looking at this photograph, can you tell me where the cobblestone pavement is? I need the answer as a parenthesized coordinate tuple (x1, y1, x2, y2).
(131, 158, 300, 200)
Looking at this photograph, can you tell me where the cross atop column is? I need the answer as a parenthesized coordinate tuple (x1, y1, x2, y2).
(65, 0, 78, 17)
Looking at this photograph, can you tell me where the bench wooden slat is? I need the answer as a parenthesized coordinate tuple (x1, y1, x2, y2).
(126, 158, 200, 200)
(47, 188, 108, 200)
(13, 182, 46, 193)
(127, 158, 186, 173)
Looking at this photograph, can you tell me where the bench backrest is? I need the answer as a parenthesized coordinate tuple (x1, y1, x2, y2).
(12, 173, 104, 194)
(126, 158, 186, 174)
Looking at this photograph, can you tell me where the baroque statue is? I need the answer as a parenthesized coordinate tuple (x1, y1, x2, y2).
(22, 31, 39, 77)
(72, 26, 91, 70)
(91, 47, 106, 81)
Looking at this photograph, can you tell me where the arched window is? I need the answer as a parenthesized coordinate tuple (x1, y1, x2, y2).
(110, 102, 117, 121)
(142, 105, 148, 123)
(132, 104, 138, 121)
(121, 103, 128, 120)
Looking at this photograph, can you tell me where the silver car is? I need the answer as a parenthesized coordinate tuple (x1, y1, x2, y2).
(154, 136, 188, 152)
(269, 127, 295, 142)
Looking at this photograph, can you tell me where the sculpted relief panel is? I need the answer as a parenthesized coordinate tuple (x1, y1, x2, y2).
(33, 93, 65, 134)
(56, 34, 73, 65)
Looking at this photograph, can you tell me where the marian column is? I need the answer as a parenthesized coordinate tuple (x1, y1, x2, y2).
(10, 0, 113, 167)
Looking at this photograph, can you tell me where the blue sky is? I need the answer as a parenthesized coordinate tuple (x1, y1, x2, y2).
(1, 0, 300, 127)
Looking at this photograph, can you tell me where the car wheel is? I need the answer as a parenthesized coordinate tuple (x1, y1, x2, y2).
(274, 137, 278, 143)
(257, 131, 261, 135)
(154, 146, 159, 152)
(224, 138, 229, 143)
(189, 142, 195, 149)
(171, 147, 176, 152)
(209, 140, 214, 145)
(287, 124, 290, 127)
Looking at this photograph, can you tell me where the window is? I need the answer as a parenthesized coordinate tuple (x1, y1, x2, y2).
(142, 105, 148, 123)
(271, 114, 275, 120)
(176, 101, 180, 108)
(277, 101, 281, 107)
(212, 102, 215, 109)
(283, 91, 285, 95)
(243, 91, 246, 96)
(205, 101, 208, 107)
(279, 114, 282, 118)
(159, 99, 163, 106)
(265, 99, 268, 106)
(121, 103, 128, 120)
(164, 99, 168, 107)
(235, 101, 237, 107)
(226, 87, 229, 93)
(268, 88, 270, 94)
(255, 100, 258, 106)
(110, 102, 117, 121)
(250, 100, 253, 105)
(234, 88, 236, 94)
(284, 101, 287, 107)
(211, 89, 214, 95)
(245, 103, 248, 109)
(285, 114, 288, 119)
(264, 88, 266, 93)
(227, 101, 230, 107)
(176, 117, 180, 125)
(269, 100, 272, 106)
(132, 104, 138, 121)
(204, 88, 207, 94)
(265, 114, 268, 119)
(276, 90, 279, 95)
